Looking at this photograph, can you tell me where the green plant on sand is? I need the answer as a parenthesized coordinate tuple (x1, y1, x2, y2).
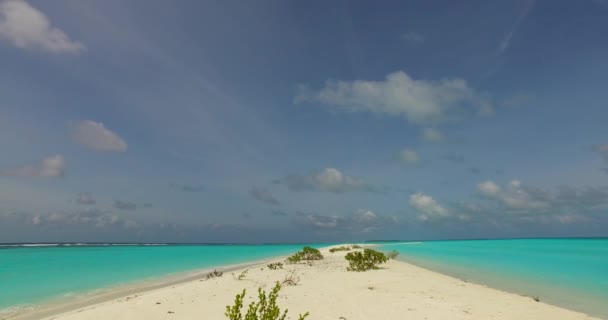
(385, 250, 399, 259)
(286, 246, 323, 264)
(225, 282, 309, 320)
(233, 269, 248, 281)
(267, 262, 284, 270)
(345, 248, 388, 272)
(206, 269, 223, 279)
(352, 245, 362, 249)
(329, 246, 351, 253)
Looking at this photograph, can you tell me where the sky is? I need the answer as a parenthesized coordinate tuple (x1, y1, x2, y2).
(0, 0, 607, 243)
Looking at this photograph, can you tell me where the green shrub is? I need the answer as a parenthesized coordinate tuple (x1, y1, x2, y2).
(345, 249, 388, 272)
(329, 246, 351, 253)
(286, 246, 323, 264)
(233, 269, 248, 281)
(206, 269, 223, 279)
(286, 254, 302, 264)
(267, 262, 284, 270)
(385, 250, 399, 259)
(225, 282, 309, 320)
(352, 245, 362, 249)
(301, 246, 323, 260)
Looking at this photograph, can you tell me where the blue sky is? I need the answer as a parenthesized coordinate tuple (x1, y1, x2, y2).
(1, 0, 607, 243)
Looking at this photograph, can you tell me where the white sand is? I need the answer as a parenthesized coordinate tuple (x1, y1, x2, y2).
(11, 245, 601, 320)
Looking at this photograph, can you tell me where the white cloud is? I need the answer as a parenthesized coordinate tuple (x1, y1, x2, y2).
(23, 208, 139, 230)
(295, 209, 395, 233)
(282, 168, 376, 193)
(1, 154, 66, 178)
(71, 120, 127, 152)
(478, 181, 501, 196)
(39, 155, 65, 177)
(352, 209, 377, 224)
(469, 181, 608, 225)
(401, 31, 425, 44)
(301, 213, 339, 229)
(295, 71, 491, 125)
(409, 192, 448, 219)
(478, 180, 551, 211)
(0, 0, 85, 54)
(398, 148, 420, 165)
(249, 186, 279, 205)
(76, 192, 95, 205)
(422, 127, 443, 143)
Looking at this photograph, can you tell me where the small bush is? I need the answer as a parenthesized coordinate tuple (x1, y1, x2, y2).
(286, 246, 323, 264)
(352, 245, 362, 249)
(206, 269, 223, 279)
(329, 246, 351, 253)
(345, 248, 388, 272)
(281, 269, 300, 286)
(286, 254, 301, 264)
(225, 282, 309, 320)
(301, 246, 323, 260)
(267, 262, 284, 270)
(233, 269, 248, 281)
(385, 250, 399, 259)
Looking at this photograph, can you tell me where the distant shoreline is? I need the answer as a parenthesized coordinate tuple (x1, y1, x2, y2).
(2, 236, 607, 247)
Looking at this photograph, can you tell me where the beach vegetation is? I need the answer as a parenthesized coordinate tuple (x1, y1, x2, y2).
(267, 262, 284, 270)
(385, 250, 399, 259)
(286, 246, 323, 264)
(225, 282, 309, 320)
(345, 248, 388, 272)
(281, 269, 300, 286)
(352, 245, 362, 249)
(206, 269, 223, 279)
(286, 254, 301, 264)
(233, 269, 248, 281)
(329, 246, 351, 253)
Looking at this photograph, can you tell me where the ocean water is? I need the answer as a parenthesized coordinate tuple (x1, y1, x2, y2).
(381, 238, 608, 318)
(0, 243, 324, 312)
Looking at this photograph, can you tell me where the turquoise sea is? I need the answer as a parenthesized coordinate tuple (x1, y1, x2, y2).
(381, 238, 608, 319)
(0, 243, 324, 313)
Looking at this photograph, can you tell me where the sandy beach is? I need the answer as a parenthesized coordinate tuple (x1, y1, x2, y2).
(9, 245, 601, 320)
